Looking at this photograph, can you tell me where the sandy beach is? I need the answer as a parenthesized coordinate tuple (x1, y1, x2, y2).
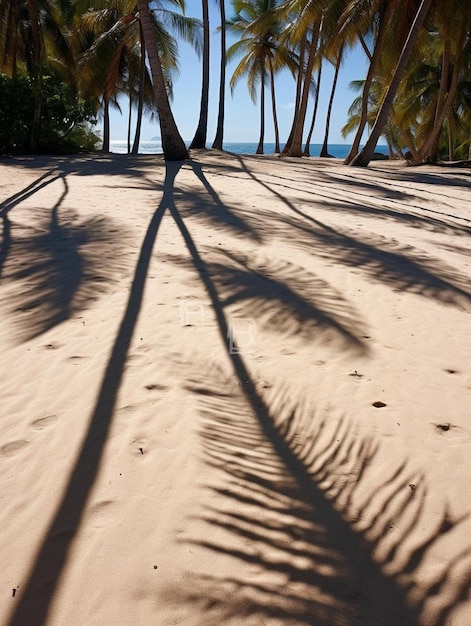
(0, 151, 470, 625)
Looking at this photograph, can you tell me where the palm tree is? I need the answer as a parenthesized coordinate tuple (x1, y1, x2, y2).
(211, 0, 227, 150)
(137, 0, 188, 159)
(342, 0, 392, 164)
(228, 0, 295, 154)
(78, 0, 198, 156)
(189, 0, 208, 149)
(278, 0, 322, 156)
(286, 21, 321, 156)
(302, 63, 321, 155)
(78, 3, 144, 152)
(319, 43, 343, 157)
(350, 0, 434, 167)
(413, 1, 471, 163)
(131, 20, 154, 154)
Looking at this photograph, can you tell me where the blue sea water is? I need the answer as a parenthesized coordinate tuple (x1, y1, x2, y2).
(110, 140, 388, 159)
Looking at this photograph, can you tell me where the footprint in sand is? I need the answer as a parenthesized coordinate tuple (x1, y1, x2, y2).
(0, 440, 29, 457)
(31, 414, 57, 430)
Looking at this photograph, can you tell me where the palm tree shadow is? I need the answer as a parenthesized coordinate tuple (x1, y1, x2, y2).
(7, 161, 183, 626)
(162, 167, 471, 625)
(178, 367, 471, 624)
(278, 214, 471, 308)
(235, 156, 471, 309)
(177, 159, 263, 242)
(3, 176, 130, 343)
(0, 169, 62, 281)
(168, 245, 368, 354)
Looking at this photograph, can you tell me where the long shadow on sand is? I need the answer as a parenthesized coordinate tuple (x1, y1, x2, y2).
(163, 162, 471, 625)
(0, 161, 137, 342)
(181, 370, 471, 625)
(0, 169, 62, 280)
(7, 161, 178, 626)
(234, 156, 471, 310)
(8, 157, 471, 626)
(168, 246, 368, 354)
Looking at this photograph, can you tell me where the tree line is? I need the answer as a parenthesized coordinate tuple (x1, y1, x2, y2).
(1, 0, 470, 166)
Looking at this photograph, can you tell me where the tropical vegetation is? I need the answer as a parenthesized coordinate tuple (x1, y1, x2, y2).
(0, 0, 470, 164)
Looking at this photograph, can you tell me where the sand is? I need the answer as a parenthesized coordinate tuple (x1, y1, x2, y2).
(0, 150, 470, 626)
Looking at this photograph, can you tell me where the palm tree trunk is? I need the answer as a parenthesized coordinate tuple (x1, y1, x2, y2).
(303, 64, 322, 156)
(350, 0, 433, 167)
(190, 0, 210, 149)
(127, 91, 132, 153)
(256, 67, 265, 155)
(102, 95, 110, 153)
(132, 22, 146, 155)
(137, 0, 188, 160)
(290, 23, 320, 157)
(212, 0, 226, 150)
(344, 2, 391, 164)
(422, 38, 451, 163)
(283, 35, 306, 154)
(320, 45, 343, 158)
(268, 56, 280, 153)
(415, 20, 466, 164)
(401, 127, 420, 161)
(447, 118, 453, 161)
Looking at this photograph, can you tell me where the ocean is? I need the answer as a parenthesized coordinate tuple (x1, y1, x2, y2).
(110, 140, 388, 159)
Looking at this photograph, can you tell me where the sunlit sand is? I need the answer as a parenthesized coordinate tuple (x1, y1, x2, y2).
(1, 151, 470, 625)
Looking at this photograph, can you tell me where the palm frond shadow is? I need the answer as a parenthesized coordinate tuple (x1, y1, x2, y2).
(167, 247, 368, 354)
(0, 168, 63, 281)
(179, 368, 471, 625)
(7, 161, 182, 626)
(278, 215, 471, 309)
(233, 157, 471, 309)
(174, 160, 263, 243)
(164, 176, 471, 625)
(234, 158, 471, 237)
(2, 180, 130, 343)
(312, 195, 471, 238)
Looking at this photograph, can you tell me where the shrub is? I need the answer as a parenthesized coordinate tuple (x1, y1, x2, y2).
(0, 71, 100, 154)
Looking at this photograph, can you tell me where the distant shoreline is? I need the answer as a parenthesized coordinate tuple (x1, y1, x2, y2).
(109, 140, 389, 159)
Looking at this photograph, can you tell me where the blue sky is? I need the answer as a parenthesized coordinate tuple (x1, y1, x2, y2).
(106, 1, 370, 145)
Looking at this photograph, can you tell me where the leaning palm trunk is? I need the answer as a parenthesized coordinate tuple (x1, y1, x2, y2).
(283, 35, 307, 154)
(289, 25, 320, 157)
(413, 20, 466, 164)
(190, 0, 210, 149)
(137, 0, 188, 160)
(344, 3, 391, 164)
(320, 45, 343, 157)
(351, 0, 433, 168)
(418, 38, 451, 163)
(212, 0, 226, 150)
